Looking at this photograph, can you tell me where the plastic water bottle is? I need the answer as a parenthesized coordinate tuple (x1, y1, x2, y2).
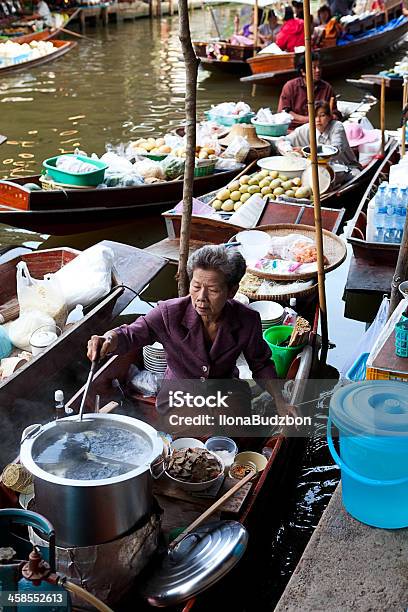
(374, 183, 387, 242)
(396, 186, 408, 243)
(54, 390, 65, 420)
(384, 186, 398, 243)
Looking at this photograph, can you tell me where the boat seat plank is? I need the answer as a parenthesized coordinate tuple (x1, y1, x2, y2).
(144, 239, 206, 264)
(345, 256, 393, 294)
(154, 495, 222, 538)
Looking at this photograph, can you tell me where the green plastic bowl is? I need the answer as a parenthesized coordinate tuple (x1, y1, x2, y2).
(205, 111, 255, 127)
(251, 118, 290, 137)
(43, 154, 108, 187)
(263, 325, 306, 378)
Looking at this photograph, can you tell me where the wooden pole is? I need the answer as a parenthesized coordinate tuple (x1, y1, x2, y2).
(401, 78, 408, 157)
(303, 0, 329, 363)
(177, 0, 200, 297)
(380, 77, 386, 157)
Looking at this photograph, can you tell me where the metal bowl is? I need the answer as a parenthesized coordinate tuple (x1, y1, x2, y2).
(165, 451, 224, 492)
(301, 145, 338, 160)
(399, 280, 408, 298)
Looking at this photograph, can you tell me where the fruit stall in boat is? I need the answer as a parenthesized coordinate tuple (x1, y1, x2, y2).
(0, 38, 76, 75)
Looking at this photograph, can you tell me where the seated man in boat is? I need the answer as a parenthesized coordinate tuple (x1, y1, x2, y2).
(258, 10, 281, 46)
(275, 6, 304, 53)
(27, 0, 52, 26)
(277, 52, 338, 130)
(87, 245, 294, 421)
(277, 101, 360, 177)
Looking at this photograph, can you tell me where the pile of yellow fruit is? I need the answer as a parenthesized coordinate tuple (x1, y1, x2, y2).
(211, 170, 311, 212)
(130, 138, 218, 160)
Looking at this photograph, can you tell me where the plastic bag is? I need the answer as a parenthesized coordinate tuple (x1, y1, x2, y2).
(127, 364, 162, 397)
(133, 159, 165, 180)
(55, 244, 114, 311)
(222, 136, 250, 163)
(16, 262, 67, 328)
(340, 296, 389, 378)
(8, 310, 56, 351)
(268, 234, 313, 260)
(161, 156, 185, 180)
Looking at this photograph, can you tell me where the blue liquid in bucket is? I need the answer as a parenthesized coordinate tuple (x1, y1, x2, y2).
(328, 381, 408, 529)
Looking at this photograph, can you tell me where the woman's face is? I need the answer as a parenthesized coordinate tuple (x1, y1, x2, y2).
(315, 108, 331, 133)
(190, 268, 236, 320)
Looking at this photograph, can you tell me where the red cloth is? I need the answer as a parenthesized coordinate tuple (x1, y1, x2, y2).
(275, 18, 305, 52)
(278, 76, 337, 128)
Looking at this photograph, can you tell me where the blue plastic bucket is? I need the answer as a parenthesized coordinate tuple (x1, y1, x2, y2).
(328, 381, 408, 528)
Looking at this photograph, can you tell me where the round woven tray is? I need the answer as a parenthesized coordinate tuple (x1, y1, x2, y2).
(245, 224, 346, 281)
(239, 278, 318, 303)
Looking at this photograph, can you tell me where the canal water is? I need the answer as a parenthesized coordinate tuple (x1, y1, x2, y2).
(1, 8, 407, 609)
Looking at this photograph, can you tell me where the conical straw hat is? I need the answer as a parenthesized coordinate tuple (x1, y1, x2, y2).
(219, 124, 270, 149)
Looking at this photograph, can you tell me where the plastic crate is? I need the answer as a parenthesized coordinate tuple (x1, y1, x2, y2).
(43, 154, 108, 187)
(194, 161, 216, 177)
(366, 367, 408, 382)
(251, 119, 290, 137)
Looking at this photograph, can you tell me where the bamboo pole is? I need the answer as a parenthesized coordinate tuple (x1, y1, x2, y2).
(380, 77, 386, 157)
(401, 78, 408, 157)
(177, 0, 200, 297)
(302, 0, 329, 363)
(251, 0, 259, 97)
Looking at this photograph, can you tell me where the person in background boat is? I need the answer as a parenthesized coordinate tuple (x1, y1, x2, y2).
(28, 0, 52, 26)
(278, 52, 338, 130)
(312, 5, 332, 45)
(292, 0, 304, 20)
(87, 245, 294, 419)
(277, 101, 360, 174)
(230, 8, 262, 46)
(329, 0, 352, 17)
(258, 10, 281, 45)
(275, 6, 304, 52)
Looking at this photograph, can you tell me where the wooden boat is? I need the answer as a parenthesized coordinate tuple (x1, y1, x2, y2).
(0, 167, 243, 235)
(193, 40, 259, 75)
(346, 138, 400, 265)
(0, 39, 76, 76)
(146, 199, 345, 265)
(59, 321, 315, 609)
(242, 5, 408, 86)
(0, 241, 166, 443)
(347, 73, 404, 101)
(0, 9, 79, 43)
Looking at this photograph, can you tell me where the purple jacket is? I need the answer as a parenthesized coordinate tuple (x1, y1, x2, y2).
(114, 295, 276, 381)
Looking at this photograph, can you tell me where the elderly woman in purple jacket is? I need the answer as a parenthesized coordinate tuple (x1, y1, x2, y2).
(88, 245, 289, 415)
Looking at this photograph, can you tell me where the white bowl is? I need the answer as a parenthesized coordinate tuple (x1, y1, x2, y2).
(234, 292, 250, 305)
(257, 156, 307, 178)
(249, 300, 284, 321)
(171, 438, 205, 451)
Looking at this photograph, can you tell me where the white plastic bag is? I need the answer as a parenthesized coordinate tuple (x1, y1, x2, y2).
(16, 262, 67, 328)
(340, 296, 389, 378)
(55, 244, 114, 311)
(8, 310, 56, 351)
(222, 136, 250, 162)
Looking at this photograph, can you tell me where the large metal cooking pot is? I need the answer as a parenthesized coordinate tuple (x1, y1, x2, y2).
(20, 413, 163, 547)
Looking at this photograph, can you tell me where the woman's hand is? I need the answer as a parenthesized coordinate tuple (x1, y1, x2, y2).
(87, 332, 118, 362)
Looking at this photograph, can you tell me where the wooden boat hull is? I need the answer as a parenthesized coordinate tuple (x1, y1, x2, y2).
(0, 9, 79, 43)
(347, 75, 403, 100)
(0, 241, 166, 465)
(0, 168, 242, 235)
(0, 39, 76, 76)
(243, 15, 408, 85)
(193, 41, 258, 75)
(346, 139, 401, 265)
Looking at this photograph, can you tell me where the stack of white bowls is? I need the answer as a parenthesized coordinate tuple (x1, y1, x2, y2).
(249, 301, 285, 332)
(143, 342, 167, 374)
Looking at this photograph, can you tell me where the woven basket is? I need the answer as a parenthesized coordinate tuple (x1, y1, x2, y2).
(239, 276, 318, 303)
(247, 224, 346, 281)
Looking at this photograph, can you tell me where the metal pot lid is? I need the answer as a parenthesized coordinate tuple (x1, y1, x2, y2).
(143, 520, 248, 607)
(330, 381, 408, 437)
